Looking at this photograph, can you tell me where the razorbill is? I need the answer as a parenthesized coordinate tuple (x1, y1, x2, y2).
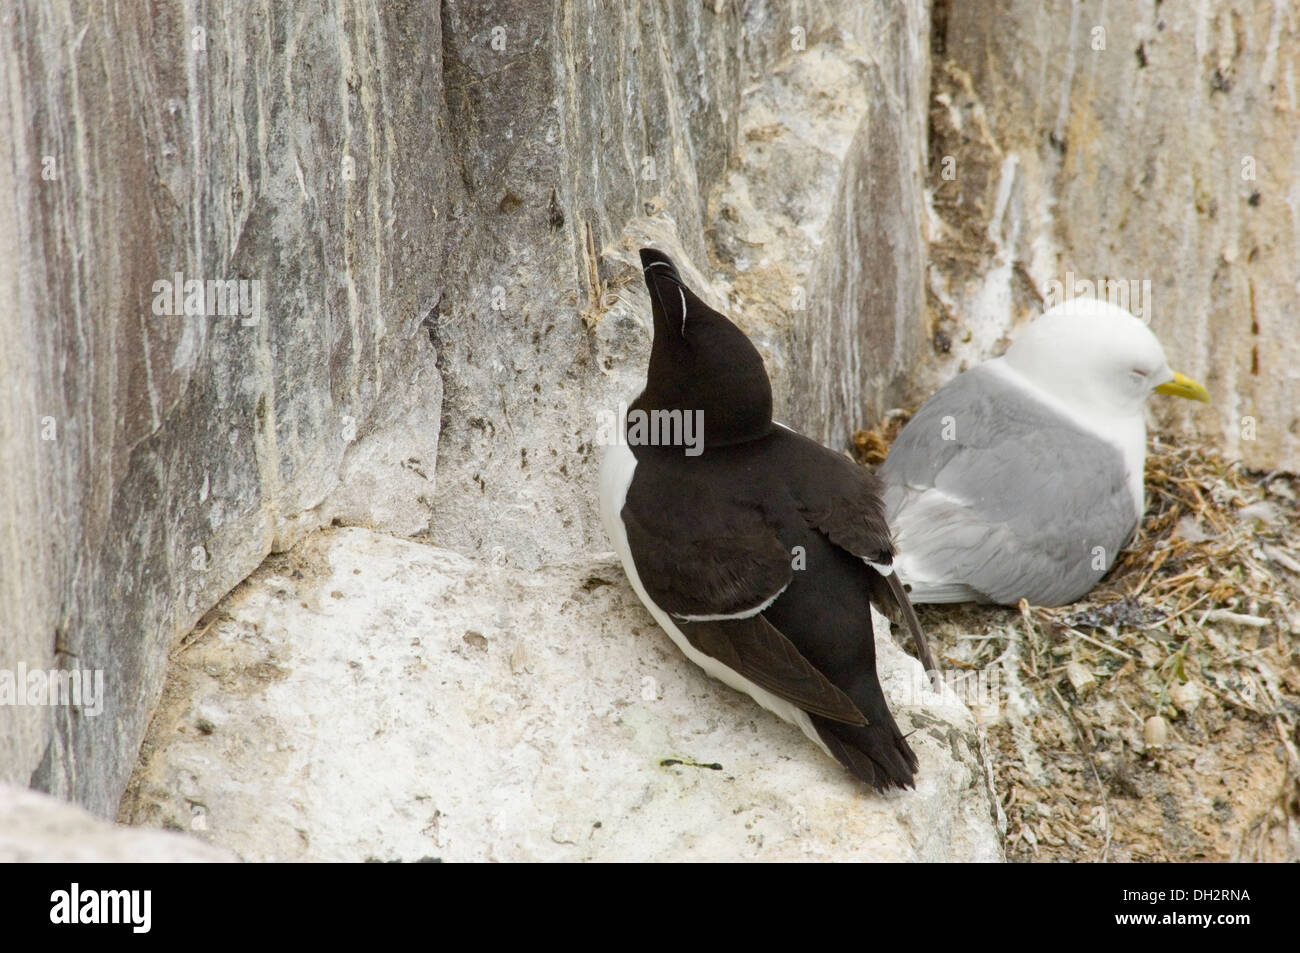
(879, 297, 1211, 607)
(599, 248, 937, 791)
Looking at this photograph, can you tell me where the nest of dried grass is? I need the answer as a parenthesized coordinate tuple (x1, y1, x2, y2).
(853, 417, 1300, 862)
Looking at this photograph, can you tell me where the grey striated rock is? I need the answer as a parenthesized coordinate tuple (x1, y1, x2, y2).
(120, 527, 1004, 862)
(428, 1, 934, 568)
(1, 1, 448, 813)
(925, 0, 1300, 470)
(706, 10, 932, 448)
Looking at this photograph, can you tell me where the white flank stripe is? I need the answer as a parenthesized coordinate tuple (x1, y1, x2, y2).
(674, 583, 789, 622)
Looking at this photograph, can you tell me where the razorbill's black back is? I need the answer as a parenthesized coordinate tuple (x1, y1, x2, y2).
(599, 249, 937, 791)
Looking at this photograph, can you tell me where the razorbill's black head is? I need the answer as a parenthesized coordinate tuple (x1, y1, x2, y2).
(635, 248, 772, 450)
(599, 248, 938, 791)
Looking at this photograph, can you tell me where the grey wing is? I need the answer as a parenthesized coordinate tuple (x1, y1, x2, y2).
(879, 366, 1140, 607)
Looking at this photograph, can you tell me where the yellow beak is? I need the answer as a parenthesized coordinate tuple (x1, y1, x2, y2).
(1154, 371, 1211, 404)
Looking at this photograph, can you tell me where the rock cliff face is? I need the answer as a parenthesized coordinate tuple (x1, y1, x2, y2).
(428, 0, 933, 567)
(925, 0, 1299, 468)
(1, 0, 941, 830)
(3, 0, 1291, 860)
(2, 1, 447, 815)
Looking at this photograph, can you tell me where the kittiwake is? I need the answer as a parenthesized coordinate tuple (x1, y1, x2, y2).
(879, 297, 1211, 607)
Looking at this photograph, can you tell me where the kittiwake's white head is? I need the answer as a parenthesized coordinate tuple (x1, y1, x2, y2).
(1002, 297, 1210, 420)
